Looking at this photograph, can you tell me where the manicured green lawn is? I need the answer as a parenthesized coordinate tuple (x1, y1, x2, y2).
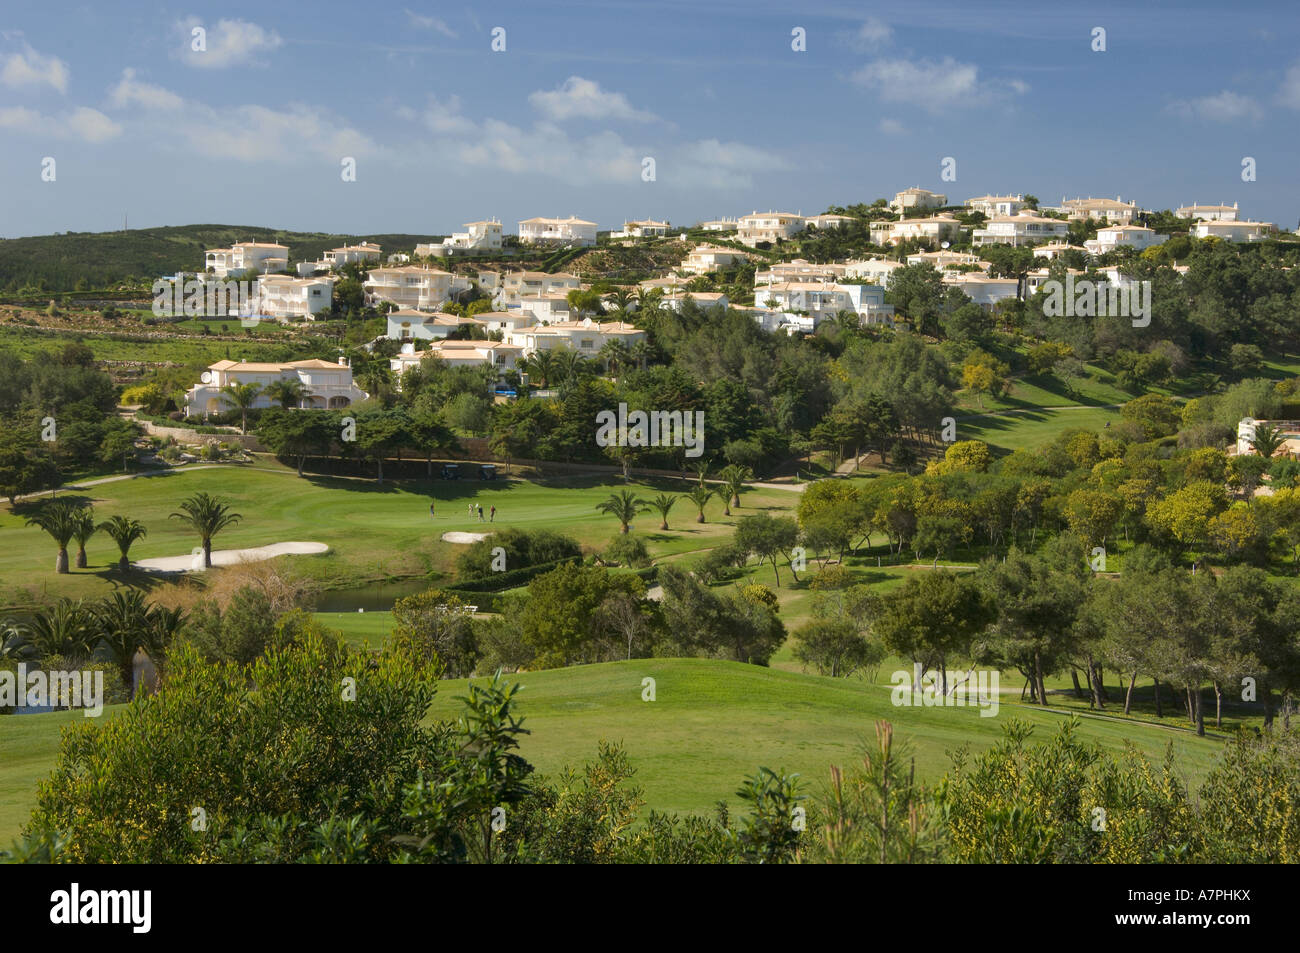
(0, 657, 1226, 844)
(958, 405, 1122, 454)
(1, 460, 799, 608)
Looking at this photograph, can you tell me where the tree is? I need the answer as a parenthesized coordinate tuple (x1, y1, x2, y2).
(1250, 423, 1287, 460)
(95, 589, 176, 694)
(646, 493, 678, 531)
(170, 491, 242, 568)
(735, 513, 800, 587)
(873, 570, 992, 694)
(26, 598, 96, 658)
(70, 505, 97, 569)
(98, 515, 148, 572)
(220, 381, 263, 435)
(98, 423, 138, 473)
(685, 485, 714, 523)
(594, 489, 647, 534)
(257, 408, 335, 477)
(718, 464, 752, 515)
(390, 590, 479, 678)
(25, 500, 82, 573)
(264, 378, 308, 409)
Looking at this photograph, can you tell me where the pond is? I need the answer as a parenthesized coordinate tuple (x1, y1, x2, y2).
(313, 576, 437, 613)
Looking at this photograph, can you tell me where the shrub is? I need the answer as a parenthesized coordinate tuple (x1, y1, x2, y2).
(603, 534, 650, 568)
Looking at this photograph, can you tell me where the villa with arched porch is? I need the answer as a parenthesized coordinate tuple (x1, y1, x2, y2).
(183, 357, 369, 420)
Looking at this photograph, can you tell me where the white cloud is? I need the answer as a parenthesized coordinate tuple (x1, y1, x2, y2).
(411, 96, 785, 190)
(0, 104, 121, 142)
(854, 17, 893, 51)
(109, 68, 184, 111)
(1, 44, 69, 93)
(405, 9, 457, 38)
(1277, 62, 1300, 109)
(528, 76, 657, 122)
(851, 56, 1025, 112)
(175, 17, 284, 69)
(1168, 90, 1263, 121)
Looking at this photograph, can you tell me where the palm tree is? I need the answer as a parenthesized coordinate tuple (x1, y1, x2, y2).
(686, 485, 715, 523)
(522, 350, 557, 388)
(691, 460, 711, 487)
(25, 500, 81, 573)
(71, 505, 97, 569)
(598, 339, 632, 377)
(629, 339, 653, 371)
(170, 491, 242, 568)
(0, 620, 35, 661)
(265, 378, 307, 409)
(647, 493, 679, 531)
(98, 515, 148, 572)
(595, 490, 647, 534)
(95, 590, 154, 693)
(608, 287, 634, 315)
(220, 381, 263, 434)
(553, 348, 591, 387)
(718, 464, 753, 516)
(26, 599, 96, 659)
(1251, 424, 1287, 460)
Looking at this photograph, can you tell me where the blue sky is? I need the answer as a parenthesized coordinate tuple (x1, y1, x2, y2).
(2, 0, 1299, 239)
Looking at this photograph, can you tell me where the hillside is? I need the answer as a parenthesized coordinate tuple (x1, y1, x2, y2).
(0, 225, 435, 293)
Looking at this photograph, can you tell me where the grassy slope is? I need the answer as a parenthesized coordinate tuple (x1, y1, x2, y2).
(0, 657, 1224, 843)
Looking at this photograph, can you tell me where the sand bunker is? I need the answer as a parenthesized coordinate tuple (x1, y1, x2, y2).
(440, 531, 493, 544)
(136, 541, 329, 572)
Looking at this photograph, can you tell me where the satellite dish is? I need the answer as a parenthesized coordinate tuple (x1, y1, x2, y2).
(941, 241, 951, 249)
(200, 370, 214, 384)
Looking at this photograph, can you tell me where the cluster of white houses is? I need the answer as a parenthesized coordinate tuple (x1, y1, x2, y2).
(177, 191, 1294, 417)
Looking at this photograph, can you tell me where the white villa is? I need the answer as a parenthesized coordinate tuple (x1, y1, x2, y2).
(965, 194, 1027, 217)
(518, 216, 598, 245)
(843, 258, 904, 284)
(660, 290, 729, 312)
(205, 242, 289, 278)
(470, 310, 535, 335)
(1061, 196, 1140, 224)
(737, 211, 807, 247)
(364, 265, 469, 311)
(1192, 220, 1276, 242)
(297, 242, 382, 276)
(386, 309, 471, 342)
(973, 211, 1070, 247)
(1176, 202, 1239, 222)
(806, 213, 856, 230)
(700, 218, 738, 232)
(755, 259, 848, 284)
(890, 187, 947, 212)
(254, 275, 336, 320)
(506, 318, 645, 355)
(1084, 225, 1167, 256)
(611, 219, 670, 239)
(499, 271, 581, 307)
(1032, 241, 1086, 260)
(756, 281, 893, 326)
(943, 274, 1022, 307)
(518, 293, 575, 323)
(184, 357, 367, 417)
(905, 250, 986, 270)
(870, 214, 963, 246)
(416, 220, 504, 257)
(682, 244, 750, 275)
(391, 340, 524, 376)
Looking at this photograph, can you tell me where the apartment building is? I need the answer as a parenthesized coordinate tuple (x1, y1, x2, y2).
(1175, 202, 1239, 222)
(972, 211, 1070, 247)
(890, 187, 947, 212)
(518, 216, 598, 245)
(681, 243, 750, 275)
(965, 194, 1027, 217)
(1060, 196, 1140, 223)
(253, 275, 336, 320)
(1192, 219, 1277, 242)
(184, 357, 367, 417)
(205, 242, 289, 278)
(363, 265, 469, 311)
(870, 214, 963, 246)
(737, 211, 807, 247)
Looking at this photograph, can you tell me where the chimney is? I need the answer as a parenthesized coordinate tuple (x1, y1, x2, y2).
(337, 353, 348, 367)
